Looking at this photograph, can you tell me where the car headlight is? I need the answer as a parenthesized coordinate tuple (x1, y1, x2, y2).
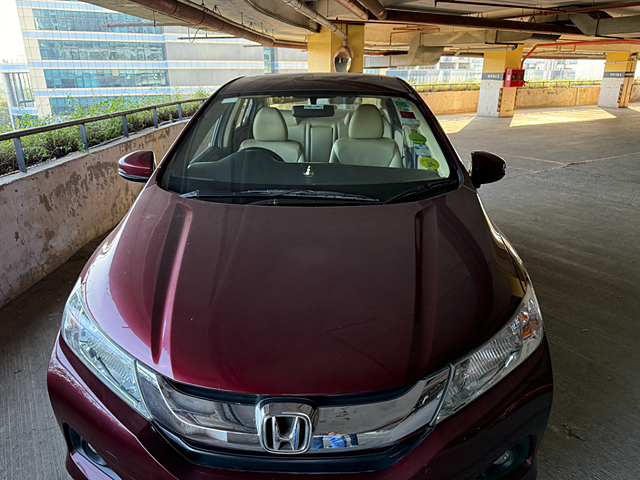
(436, 280, 544, 423)
(61, 282, 150, 419)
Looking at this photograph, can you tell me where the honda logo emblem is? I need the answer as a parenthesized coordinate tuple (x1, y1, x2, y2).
(257, 402, 316, 454)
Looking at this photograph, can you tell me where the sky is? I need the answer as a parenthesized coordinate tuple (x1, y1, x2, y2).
(0, 0, 27, 61)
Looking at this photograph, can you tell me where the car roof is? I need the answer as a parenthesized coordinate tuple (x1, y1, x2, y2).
(220, 73, 413, 95)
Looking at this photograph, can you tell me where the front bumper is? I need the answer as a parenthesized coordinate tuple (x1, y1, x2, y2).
(48, 335, 553, 480)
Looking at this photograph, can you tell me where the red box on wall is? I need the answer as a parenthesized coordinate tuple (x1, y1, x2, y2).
(504, 68, 525, 87)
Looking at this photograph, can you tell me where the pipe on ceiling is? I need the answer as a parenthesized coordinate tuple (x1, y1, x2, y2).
(127, 0, 306, 48)
(521, 39, 640, 67)
(104, 22, 199, 27)
(380, 9, 583, 36)
(502, 1, 640, 19)
(334, 0, 369, 20)
(456, 44, 519, 53)
(357, 0, 388, 20)
(435, 0, 563, 13)
(527, 54, 606, 60)
(280, 0, 348, 40)
(365, 49, 410, 55)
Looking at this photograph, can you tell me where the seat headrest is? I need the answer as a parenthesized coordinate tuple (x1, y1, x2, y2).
(348, 104, 384, 139)
(253, 107, 288, 141)
(280, 110, 300, 127)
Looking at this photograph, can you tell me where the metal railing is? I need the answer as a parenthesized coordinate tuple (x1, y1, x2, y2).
(0, 97, 208, 173)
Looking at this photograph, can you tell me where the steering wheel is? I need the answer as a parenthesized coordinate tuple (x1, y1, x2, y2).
(241, 147, 286, 163)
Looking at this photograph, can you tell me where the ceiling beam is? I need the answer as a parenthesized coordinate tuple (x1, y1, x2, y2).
(124, 0, 306, 47)
(334, 0, 369, 20)
(568, 13, 640, 37)
(379, 9, 584, 36)
(502, 1, 640, 20)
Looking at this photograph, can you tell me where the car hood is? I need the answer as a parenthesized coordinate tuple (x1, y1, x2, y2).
(82, 184, 524, 396)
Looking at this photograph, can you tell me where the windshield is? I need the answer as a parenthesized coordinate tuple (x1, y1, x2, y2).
(158, 91, 459, 205)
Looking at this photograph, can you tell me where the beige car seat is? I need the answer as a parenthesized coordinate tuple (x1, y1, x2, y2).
(240, 107, 305, 163)
(329, 104, 403, 168)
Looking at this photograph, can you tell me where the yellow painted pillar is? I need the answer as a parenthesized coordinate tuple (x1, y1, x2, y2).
(346, 24, 364, 74)
(307, 24, 364, 73)
(477, 46, 524, 118)
(598, 51, 638, 108)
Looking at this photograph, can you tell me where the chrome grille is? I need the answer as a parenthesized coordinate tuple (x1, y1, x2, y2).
(137, 363, 450, 455)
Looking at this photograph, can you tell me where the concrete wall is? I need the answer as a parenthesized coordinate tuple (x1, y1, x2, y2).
(516, 86, 601, 109)
(575, 86, 602, 106)
(0, 122, 187, 309)
(631, 84, 640, 104)
(420, 90, 480, 115)
(421, 86, 602, 115)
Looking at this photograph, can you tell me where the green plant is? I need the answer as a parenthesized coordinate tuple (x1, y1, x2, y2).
(0, 89, 211, 176)
(0, 84, 11, 127)
(414, 81, 481, 93)
(520, 79, 601, 89)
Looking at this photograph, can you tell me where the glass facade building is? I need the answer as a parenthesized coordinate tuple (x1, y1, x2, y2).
(33, 9, 163, 34)
(5, 72, 35, 108)
(1, 62, 37, 120)
(368, 57, 484, 84)
(44, 69, 168, 88)
(10, 0, 308, 119)
(38, 40, 166, 61)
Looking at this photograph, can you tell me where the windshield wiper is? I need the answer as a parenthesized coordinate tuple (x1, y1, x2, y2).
(385, 179, 459, 204)
(180, 189, 379, 203)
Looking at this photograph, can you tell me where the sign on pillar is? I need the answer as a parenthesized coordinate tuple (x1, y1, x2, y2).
(478, 72, 517, 118)
(477, 47, 524, 118)
(598, 52, 638, 109)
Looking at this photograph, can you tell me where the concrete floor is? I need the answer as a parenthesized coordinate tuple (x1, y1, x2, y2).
(1, 104, 639, 479)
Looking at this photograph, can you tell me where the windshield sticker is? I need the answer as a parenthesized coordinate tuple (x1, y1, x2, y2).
(420, 157, 440, 170)
(221, 97, 238, 104)
(304, 105, 324, 109)
(414, 144, 431, 157)
(400, 111, 417, 119)
(394, 99, 408, 108)
(401, 118, 421, 127)
(409, 133, 426, 144)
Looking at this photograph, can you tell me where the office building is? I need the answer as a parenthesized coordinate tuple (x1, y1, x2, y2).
(4, 0, 307, 120)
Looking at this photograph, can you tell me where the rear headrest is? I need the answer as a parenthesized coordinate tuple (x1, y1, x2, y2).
(280, 110, 300, 127)
(344, 111, 352, 126)
(253, 107, 288, 141)
(348, 104, 384, 139)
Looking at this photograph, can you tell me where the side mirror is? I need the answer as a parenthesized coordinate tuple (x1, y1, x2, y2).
(118, 150, 155, 182)
(469, 151, 506, 188)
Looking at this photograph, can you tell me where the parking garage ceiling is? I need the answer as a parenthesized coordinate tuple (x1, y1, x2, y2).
(85, 0, 640, 59)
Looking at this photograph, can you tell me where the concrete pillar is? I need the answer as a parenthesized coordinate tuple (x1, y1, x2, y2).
(307, 24, 364, 73)
(598, 52, 638, 108)
(347, 24, 364, 74)
(477, 46, 524, 118)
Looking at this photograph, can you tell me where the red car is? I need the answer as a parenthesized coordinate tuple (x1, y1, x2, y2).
(48, 73, 552, 480)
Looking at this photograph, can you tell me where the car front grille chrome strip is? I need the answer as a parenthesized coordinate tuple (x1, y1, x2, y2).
(137, 363, 450, 454)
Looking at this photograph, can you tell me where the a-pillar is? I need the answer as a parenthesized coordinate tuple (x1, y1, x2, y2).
(477, 46, 524, 117)
(307, 24, 364, 73)
(598, 52, 638, 108)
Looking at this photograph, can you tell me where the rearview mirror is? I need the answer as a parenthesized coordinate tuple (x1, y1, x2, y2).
(469, 151, 506, 188)
(118, 150, 155, 182)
